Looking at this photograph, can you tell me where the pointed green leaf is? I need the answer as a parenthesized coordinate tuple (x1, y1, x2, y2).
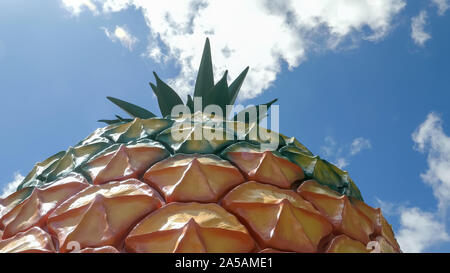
(194, 38, 214, 98)
(98, 119, 121, 125)
(256, 98, 278, 121)
(115, 115, 133, 122)
(106, 96, 156, 119)
(151, 72, 184, 117)
(228, 66, 249, 106)
(233, 98, 278, 124)
(204, 71, 229, 115)
(98, 115, 133, 125)
(186, 95, 194, 112)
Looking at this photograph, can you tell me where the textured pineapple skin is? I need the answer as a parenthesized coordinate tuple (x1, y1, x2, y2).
(0, 116, 400, 253)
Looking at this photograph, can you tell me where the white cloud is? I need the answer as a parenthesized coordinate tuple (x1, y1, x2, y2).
(61, 0, 98, 15)
(375, 197, 397, 216)
(413, 112, 450, 212)
(101, 25, 138, 51)
(378, 113, 450, 252)
(320, 136, 340, 158)
(411, 11, 431, 47)
(376, 199, 450, 252)
(335, 158, 349, 169)
(320, 136, 371, 169)
(350, 137, 372, 155)
(432, 0, 449, 16)
(1, 172, 24, 198)
(60, 0, 406, 100)
(396, 207, 449, 252)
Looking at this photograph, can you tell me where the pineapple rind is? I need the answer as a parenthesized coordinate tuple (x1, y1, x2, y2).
(279, 134, 313, 156)
(156, 122, 235, 154)
(280, 145, 362, 200)
(16, 117, 365, 202)
(1, 146, 400, 253)
(18, 151, 66, 190)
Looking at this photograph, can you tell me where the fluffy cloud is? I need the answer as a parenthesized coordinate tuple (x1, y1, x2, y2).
(350, 137, 372, 155)
(396, 207, 449, 252)
(379, 113, 450, 252)
(413, 112, 450, 212)
(1, 172, 24, 198)
(61, 0, 98, 15)
(101, 25, 138, 51)
(432, 0, 450, 16)
(335, 158, 349, 169)
(61, 0, 406, 100)
(320, 136, 371, 169)
(411, 11, 431, 47)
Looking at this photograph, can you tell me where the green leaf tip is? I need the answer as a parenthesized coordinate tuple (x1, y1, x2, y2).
(204, 70, 229, 115)
(233, 98, 278, 124)
(228, 66, 249, 106)
(106, 96, 156, 119)
(186, 95, 194, 112)
(194, 38, 214, 99)
(150, 74, 184, 117)
(98, 119, 119, 125)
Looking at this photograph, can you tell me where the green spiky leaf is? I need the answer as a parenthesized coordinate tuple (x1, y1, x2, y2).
(98, 119, 121, 125)
(150, 72, 184, 117)
(257, 98, 278, 121)
(115, 115, 133, 122)
(106, 96, 156, 119)
(204, 71, 229, 115)
(228, 66, 249, 106)
(233, 98, 278, 124)
(186, 95, 194, 112)
(194, 38, 214, 99)
(98, 114, 133, 125)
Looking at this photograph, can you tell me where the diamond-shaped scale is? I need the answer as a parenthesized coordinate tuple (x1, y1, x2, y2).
(0, 227, 55, 253)
(0, 187, 34, 223)
(325, 235, 369, 253)
(0, 174, 88, 239)
(143, 154, 245, 203)
(280, 134, 313, 156)
(379, 215, 400, 250)
(44, 142, 111, 182)
(47, 179, 163, 252)
(156, 122, 235, 154)
(297, 180, 374, 244)
(82, 140, 169, 185)
(125, 202, 255, 253)
(279, 145, 364, 200)
(101, 118, 173, 143)
(350, 198, 382, 234)
(221, 142, 304, 189)
(351, 198, 400, 251)
(224, 120, 285, 148)
(222, 181, 332, 252)
(373, 236, 399, 253)
(17, 151, 66, 190)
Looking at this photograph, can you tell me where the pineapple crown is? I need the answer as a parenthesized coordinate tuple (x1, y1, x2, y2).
(99, 38, 277, 125)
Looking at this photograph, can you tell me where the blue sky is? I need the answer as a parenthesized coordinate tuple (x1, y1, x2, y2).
(1, 0, 450, 252)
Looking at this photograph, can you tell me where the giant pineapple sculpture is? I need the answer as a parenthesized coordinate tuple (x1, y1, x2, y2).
(0, 39, 400, 253)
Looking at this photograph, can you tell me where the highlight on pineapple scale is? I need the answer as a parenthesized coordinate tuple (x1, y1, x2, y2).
(0, 38, 400, 253)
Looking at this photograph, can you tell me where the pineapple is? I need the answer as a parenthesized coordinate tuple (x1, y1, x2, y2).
(0, 39, 400, 253)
